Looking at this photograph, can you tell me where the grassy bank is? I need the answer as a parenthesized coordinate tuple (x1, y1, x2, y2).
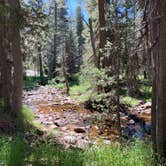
(0, 137, 160, 166)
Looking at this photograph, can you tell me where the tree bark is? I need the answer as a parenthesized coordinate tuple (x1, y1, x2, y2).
(10, 0, 23, 115)
(98, 0, 107, 68)
(0, 0, 12, 112)
(62, 45, 69, 95)
(38, 45, 43, 79)
(114, 0, 122, 138)
(151, 0, 166, 158)
(89, 18, 97, 67)
(49, 1, 57, 78)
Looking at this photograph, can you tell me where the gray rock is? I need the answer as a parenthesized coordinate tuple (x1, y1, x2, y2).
(103, 140, 111, 145)
(64, 135, 77, 144)
(76, 139, 90, 149)
(54, 119, 67, 127)
(128, 119, 135, 125)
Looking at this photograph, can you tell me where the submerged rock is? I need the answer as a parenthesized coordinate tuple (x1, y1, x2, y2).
(74, 127, 86, 133)
(54, 119, 68, 127)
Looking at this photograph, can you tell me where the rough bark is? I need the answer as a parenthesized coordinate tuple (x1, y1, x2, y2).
(156, 0, 166, 157)
(98, 0, 107, 68)
(151, 0, 166, 158)
(10, 0, 23, 114)
(0, 0, 12, 112)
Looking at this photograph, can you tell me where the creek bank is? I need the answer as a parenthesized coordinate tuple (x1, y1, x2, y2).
(24, 86, 151, 149)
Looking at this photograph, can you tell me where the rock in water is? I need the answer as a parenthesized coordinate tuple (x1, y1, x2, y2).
(74, 127, 86, 133)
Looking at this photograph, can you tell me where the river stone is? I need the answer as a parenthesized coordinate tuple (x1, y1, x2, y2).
(54, 119, 67, 127)
(64, 135, 77, 144)
(128, 119, 135, 125)
(76, 139, 90, 149)
(74, 127, 86, 133)
(103, 140, 111, 145)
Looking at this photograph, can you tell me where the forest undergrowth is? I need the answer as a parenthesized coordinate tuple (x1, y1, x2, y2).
(0, 75, 164, 166)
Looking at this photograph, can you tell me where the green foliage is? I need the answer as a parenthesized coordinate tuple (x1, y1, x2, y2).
(0, 136, 29, 166)
(0, 137, 163, 166)
(70, 83, 91, 103)
(140, 85, 152, 102)
(23, 76, 40, 90)
(85, 140, 154, 166)
(79, 66, 112, 90)
(121, 96, 140, 107)
(21, 105, 35, 123)
(120, 84, 152, 107)
(55, 83, 65, 90)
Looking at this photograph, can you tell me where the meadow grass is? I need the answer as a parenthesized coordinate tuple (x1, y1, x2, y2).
(0, 136, 163, 166)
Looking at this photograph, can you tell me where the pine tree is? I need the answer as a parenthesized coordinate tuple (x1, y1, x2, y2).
(76, 5, 84, 69)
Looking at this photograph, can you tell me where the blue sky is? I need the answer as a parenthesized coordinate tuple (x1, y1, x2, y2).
(25, 0, 89, 20)
(67, 0, 88, 20)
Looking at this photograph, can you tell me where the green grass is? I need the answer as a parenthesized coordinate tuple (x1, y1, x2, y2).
(23, 76, 41, 90)
(120, 85, 152, 107)
(21, 105, 35, 122)
(21, 105, 42, 129)
(0, 137, 163, 166)
(140, 85, 152, 102)
(121, 96, 140, 107)
(69, 83, 92, 103)
(55, 83, 65, 89)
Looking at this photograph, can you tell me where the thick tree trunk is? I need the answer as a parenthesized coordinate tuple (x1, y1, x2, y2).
(0, 0, 4, 99)
(0, 0, 12, 112)
(152, 0, 166, 158)
(156, 0, 166, 157)
(10, 0, 23, 114)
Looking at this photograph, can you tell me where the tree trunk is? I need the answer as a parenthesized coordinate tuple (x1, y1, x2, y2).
(152, 0, 166, 158)
(62, 45, 69, 95)
(49, 1, 57, 79)
(0, 0, 4, 99)
(38, 45, 44, 79)
(114, 0, 122, 138)
(89, 18, 97, 67)
(98, 0, 107, 68)
(0, 0, 12, 112)
(10, 0, 23, 115)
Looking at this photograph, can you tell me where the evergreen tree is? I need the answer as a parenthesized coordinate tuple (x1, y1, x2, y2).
(76, 5, 84, 69)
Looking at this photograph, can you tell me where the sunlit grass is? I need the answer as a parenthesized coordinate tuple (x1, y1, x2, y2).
(121, 96, 140, 107)
(0, 137, 163, 166)
(55, 83, 65, 89)
(69, 83, 91, 103)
